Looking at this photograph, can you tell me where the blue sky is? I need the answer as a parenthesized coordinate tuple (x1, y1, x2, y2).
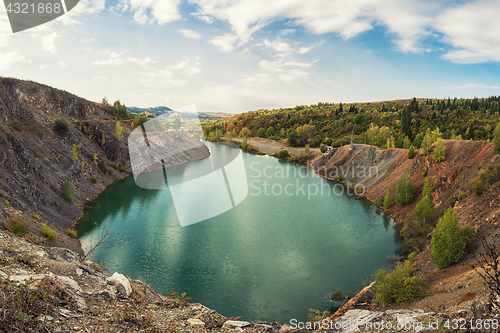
(1, 0, 499, 113)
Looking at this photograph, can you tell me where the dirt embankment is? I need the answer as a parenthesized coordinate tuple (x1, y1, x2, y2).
(312, 140, 500, 315)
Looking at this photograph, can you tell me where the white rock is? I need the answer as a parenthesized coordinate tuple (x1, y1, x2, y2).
(223, 320, 251, 329)
(106, 272, 132, 297)
(55, 276, 82, 292)
(76, 268, 83, 276)
(187, 318, 205, 326)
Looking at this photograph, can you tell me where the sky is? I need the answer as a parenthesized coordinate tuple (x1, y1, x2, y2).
(1, 0, 500, 113)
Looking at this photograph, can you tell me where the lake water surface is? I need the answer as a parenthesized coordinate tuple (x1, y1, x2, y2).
(77, 142, 399, 324)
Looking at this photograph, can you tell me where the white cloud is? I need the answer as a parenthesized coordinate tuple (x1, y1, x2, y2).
(80, 38, 95, 43)
(435, 0, 500, 63)
(140, 57, 201, 86)
(209, 33, 238, 53)
(243, 59, 314, 84)
(178, 29, 201, 39)
(92, 51, 154, 66)
(39, 32, 59, 54)
(166, 57, 201, 76)
(115, 0, 182, 25)
(279, 29, 295, 36)
(57, 61, 67, 70)
(262, 38, 294, 56)
(0, 51, 30, 70)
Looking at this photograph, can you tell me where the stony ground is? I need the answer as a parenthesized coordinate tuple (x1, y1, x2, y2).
(0, 229, 288, 333)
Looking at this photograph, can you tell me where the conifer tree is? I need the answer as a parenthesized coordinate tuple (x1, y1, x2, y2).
(396, 167, 415, 205)
(383, 190, 392, 209)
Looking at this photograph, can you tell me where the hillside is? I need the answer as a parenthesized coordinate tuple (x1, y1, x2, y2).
(203, 97, 500, 150)
(0, 78, 210, 254)
(311, 140, 500, 317)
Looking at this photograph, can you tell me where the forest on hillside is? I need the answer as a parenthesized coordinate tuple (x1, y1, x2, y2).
(203, 97, 500, 150)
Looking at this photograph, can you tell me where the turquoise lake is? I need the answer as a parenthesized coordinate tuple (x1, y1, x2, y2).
(77, 142, 399, 324)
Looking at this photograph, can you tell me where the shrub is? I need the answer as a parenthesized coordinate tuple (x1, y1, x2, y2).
(91, 175, 98, 183)
(71, 144, 80, 163)
(494, 121, 500, 154)
(374, 261, 426, 305)
(31, 83, 39, 92)
(62, 180, 74, 203)
(449, 191, 468, 205)
(471, 176, 484, 195)
(320, 145, 327, 153)
(41, 223, 57, 240)
(256, 127, 265, 138)
(65, 228, 77, 238)
(421, 169, 428, 177)
(273, 149, 291, 159)
(431, 208, 465, 269)
(115, 121, 124, 140)
(7, 215, 28, 237)
(4, 199, 10, 206)
(31, 213, 40, 222)
(54, 118, 69, 133)
(375, 196, 382, 206)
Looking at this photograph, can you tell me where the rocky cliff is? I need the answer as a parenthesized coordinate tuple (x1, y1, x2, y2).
(0, 77, 209, 255)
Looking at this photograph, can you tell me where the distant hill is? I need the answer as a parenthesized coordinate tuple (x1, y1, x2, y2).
(127, 106, 233, 123)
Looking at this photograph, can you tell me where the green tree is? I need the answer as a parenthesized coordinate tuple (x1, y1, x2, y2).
(62, 180, 74, 203)
(413, 133, 424, 149)
(173, 118, 181, 130)
(132, 115, 148, 128)
(431, 208, 465, 269)
(383, 190, 392, 209)
(407, 145, 416, 159)
(422, 177, 432, 200)
(240, 127, 251, 137)
(403, 136, 411, 149)
(115, 121, 124, 140)
(414, 196, 434, 232)
(433, 138, 445, 162)
(494, 122, 500, 154)
(266, 126, 275, 138)
(256, 127, 266, 138)
(279, 128, 286, 139)
(396, 167, 415, 205)
(421, 129, 432, 155)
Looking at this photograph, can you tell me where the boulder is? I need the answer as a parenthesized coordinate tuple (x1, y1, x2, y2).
(106, 272, 132, 297)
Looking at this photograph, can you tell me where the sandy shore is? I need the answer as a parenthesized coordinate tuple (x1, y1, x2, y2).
(231, 136, 321, 156)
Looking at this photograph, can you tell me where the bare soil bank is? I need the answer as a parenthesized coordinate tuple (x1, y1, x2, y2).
(312, 140, 500, 315)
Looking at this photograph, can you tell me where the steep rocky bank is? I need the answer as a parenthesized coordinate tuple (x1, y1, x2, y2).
(0, 77, 209, 254)
(312, 140, 500, 321)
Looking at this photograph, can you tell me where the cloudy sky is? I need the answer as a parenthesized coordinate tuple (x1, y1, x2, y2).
(1, 0, 499, 113)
